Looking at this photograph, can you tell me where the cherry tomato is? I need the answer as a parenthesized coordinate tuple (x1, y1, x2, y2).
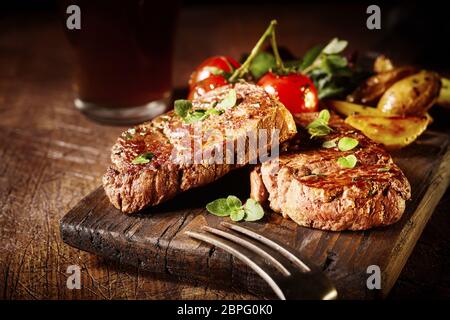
(188, 74, 229, 100)
(257, 72, 319, 114)
(188, 56, 240, 99)
(189, 56, 240, 89)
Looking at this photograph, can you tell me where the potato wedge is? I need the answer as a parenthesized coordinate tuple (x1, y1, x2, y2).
(328, 100, 386, 117)
(437, 77, 450, 108)
(345, 114, 431, 149)
(377, 70, 441, 115)
(347, 66, 417, 105)
(373, 55, 394, 73)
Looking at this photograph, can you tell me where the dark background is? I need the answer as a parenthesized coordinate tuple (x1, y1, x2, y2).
(0, 0, 449, 300)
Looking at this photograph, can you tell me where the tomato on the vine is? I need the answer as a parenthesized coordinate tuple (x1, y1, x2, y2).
(187, 74, 229, 100)
(257, 72, 319, 113)
(188, 56, 240, 99)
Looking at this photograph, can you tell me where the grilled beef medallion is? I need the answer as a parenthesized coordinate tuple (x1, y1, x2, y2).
(250, 112, 411, 231)
(103, 83, 297, 213)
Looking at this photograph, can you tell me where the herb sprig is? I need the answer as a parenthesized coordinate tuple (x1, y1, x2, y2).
(174, 90, 238, 124)
(306, 109, 333, 138)
(337, 137, 359, 151)
(206, 196, 265, 222)
(337, 154, 357, 169)
(132, 152, 154, 165)
(299, 38, 366, 99)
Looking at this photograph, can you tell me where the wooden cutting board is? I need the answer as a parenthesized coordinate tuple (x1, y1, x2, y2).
(60, 130, 450, 299)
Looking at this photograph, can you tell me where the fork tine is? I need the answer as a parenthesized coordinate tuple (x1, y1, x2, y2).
(202, 226, 291, 276)
(185, 230, 286, 300)
(221, 222, 311, 272)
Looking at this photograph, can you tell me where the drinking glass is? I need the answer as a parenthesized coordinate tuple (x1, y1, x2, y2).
(61, 0, 178, 124)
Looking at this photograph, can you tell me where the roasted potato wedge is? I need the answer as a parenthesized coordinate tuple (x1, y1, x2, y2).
(347, 66, 417, 105)
(345, 114, 431, 149)
(373, 55, 394, 73)
(377, 71, 441, 115)
(437, 77, 450, 108)
(328, 100, 386, 117)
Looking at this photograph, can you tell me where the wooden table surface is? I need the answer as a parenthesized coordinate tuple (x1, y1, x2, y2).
(1, 3, 449, 299)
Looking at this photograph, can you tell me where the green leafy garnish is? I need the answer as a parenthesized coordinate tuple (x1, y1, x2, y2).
(322, 138, 338, 149)
(306, 109, 333, 138)
(174, 99, 224, 124)
(206, 196, 265, 222)
(132, 152, 154, 165)
(318, 109, 330, 122)
(226, 195, 242, 211)
(299, 45, 323, 71)
(377, 167, 391, 172)
(206, 108, 223, 116)
(206, 198, 232, 217)
(243, 199, 265, 222)
(337, 137, 359, 152)
(184, 110, 208, 123)
(249, 52, 277, 79)
(299, 38, 366, 100)
(174, 99, 192, 118)
(337, 154, 357, 169)
(322, 38, 348, 55)
(230, 209, 246, 222)
(216, 89, 237, 110)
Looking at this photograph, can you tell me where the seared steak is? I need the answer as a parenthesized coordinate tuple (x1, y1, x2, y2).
(103, 83, 297, 213)
(250, 112, 411, 231)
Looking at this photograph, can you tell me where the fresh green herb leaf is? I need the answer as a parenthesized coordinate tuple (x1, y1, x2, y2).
(226, 195, 242, 211)
(249, 52, 276, 79)
(243, 199, 265, 222)
(306, 109, 333, 138)
(322, 38, 348, 55)
(308, 124, 333, 138)
(337, 137, 359, 152)
(317, 85, 346, 100)
(174, 99, 192, 118)
(184, 109, 208, 123)
(175, 97, 225, 124)
(186, 107, 224, 123)
(322, 138, 338, 149)
(206, 198, 231, 217)
(300, 45, 323, 71)
(206, 196, 264, 222)
(318, 109, 330, 122)
(337, 154, 357, 169)
(132, 152, 154, 165)
(230, 209, 246, 222)
(301, 37, 363, 100)
(216, 89, 237, 109)
(320, 55, 348, 75)
(326, 55, 348, 68)
(206, 108, 224, 116)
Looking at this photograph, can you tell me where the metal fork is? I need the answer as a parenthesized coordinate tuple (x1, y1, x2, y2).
(185, 222, 338, 300)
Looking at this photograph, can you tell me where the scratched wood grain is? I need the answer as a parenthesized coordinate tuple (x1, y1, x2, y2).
(60, 131, 450, 299)
(2, 4, 450, 300)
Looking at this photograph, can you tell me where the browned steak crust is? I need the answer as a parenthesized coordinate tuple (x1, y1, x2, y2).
(103, 83, 297, 213)
(250, 112, 411, 231)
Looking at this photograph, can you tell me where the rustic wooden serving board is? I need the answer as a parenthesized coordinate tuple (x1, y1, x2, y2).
(60, 130, 450, 299)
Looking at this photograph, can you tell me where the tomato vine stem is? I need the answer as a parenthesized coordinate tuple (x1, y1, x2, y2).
(229, 20, 286, 82)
